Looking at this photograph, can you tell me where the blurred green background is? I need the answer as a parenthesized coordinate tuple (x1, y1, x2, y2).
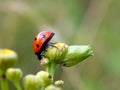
(0, 0, 120, 90)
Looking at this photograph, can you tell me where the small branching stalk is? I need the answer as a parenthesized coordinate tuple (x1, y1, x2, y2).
(6, 68, 22, 90)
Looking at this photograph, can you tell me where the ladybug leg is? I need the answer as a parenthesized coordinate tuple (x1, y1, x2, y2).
(37, 56, 42, 60)
(40, 52, 45, 58)
(36, 54, 43, 60)
(47, 42, 58, 49)
(48, 42, 57, 45)
(43, 42, 58, 53)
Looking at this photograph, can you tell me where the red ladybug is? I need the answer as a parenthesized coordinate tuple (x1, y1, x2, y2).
(33, 31, 55, 60)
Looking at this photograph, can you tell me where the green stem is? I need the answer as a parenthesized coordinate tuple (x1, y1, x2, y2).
(46, 64, 50, 73)
(46, 62, 57, 83)
(14, 81, 22, 90)
(0, 71, 9, 90)
(50, 62, 57, 78)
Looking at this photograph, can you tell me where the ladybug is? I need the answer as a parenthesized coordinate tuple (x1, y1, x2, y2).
(33, 31, 55, 60)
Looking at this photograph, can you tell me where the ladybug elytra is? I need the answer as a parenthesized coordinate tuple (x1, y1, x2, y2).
(33, 31, 55, 60)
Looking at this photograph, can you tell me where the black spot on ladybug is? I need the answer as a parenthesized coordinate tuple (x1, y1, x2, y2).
(36, 44, 39, 48)
(34, 38, 37, 40)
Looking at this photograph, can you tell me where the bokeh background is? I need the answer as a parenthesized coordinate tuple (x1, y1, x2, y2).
(0, 0, 120, 90)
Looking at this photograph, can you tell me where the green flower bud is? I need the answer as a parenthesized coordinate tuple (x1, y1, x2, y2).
(23, 74, 42, 90)
(36, 71, 52, 86)
(62, 45, 93, 67)
(44, 43, 68, 64)
(45, 85, 62, 90)
(55, 80, 64, 87)
(6, 68, 22, 82)
(0, 49, 17, 71)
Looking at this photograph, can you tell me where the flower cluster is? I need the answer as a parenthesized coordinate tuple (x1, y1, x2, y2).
(38, 42, 93, 90)
(42, 43, 93, 67)
(0, 43, 93, 90)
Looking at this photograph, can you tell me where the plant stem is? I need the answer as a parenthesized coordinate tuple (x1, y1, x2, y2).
(50, 62, 57, 78)
(14, 81, 22, 90)
(46, 62, 57, 83)
(46, 64, 50, 73)
(0, 71, 9, 90)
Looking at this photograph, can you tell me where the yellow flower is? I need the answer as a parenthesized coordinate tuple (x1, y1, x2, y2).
(0, 49, 17, 71)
